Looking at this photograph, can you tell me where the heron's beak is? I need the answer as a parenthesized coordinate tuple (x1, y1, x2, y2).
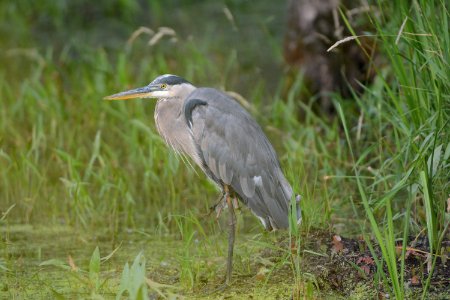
(103, 85, 160, 100)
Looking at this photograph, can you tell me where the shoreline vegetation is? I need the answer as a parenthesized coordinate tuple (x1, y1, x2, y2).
(1, 1, 448, 299)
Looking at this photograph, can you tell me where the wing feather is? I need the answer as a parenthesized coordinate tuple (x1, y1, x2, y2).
(184, 88, 296, 230)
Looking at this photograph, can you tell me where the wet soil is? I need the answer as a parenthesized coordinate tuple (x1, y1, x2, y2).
(1, 225, 448, 299)
(298, 230, 449, 299)
(194, 229, 449, 299)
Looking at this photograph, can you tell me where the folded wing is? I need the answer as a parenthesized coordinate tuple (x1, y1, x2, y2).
(184, 88, 297, 230)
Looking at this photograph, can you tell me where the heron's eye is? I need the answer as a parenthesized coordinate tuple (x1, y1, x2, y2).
(160, 84, 167, 89)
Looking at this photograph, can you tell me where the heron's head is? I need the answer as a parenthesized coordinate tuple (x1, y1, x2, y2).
(104, 74, 195, 101)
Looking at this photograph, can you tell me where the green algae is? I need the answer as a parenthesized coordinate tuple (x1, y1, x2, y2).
(0, 225, 370, 299)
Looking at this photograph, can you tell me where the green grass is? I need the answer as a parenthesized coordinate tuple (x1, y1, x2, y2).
(336, 1, 449, 298)
(1, 0, 449, 299)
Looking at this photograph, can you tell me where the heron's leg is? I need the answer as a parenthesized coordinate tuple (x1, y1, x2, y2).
(232, 197, 239, 210)
(224, 185, 236, 285)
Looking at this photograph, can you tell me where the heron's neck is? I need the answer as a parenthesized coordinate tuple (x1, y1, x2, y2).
(153, 94, 202, 167)
(154, 97, 183, 147)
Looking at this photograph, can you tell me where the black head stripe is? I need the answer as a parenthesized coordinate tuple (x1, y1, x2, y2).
(151, 74, 192, 86)
(184, 98, 207, 128)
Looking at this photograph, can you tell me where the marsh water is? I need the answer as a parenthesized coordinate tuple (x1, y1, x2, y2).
(1, 223, 306, 298)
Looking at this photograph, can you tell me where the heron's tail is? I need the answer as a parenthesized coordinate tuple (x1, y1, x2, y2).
(271, 175, 302, 229)
(241, 170, 301, 231)
(290, 194, 302, 225)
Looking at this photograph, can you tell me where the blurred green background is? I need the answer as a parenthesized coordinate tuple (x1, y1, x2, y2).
(0, 0, 294, 227)
(0, 0, 448, 299)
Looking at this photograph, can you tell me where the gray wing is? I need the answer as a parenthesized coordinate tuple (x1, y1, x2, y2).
(184, 87, 294, 230)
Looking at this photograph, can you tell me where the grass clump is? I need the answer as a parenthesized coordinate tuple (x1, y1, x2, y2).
(333, 0, 449, 298)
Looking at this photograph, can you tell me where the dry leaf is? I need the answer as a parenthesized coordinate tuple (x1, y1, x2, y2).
(68, 255, 78, 271)
(256, 267, 269, 281)
(361, 265, 371, 275)
(441, 247, 448, 266)
(411, 275, 420, 285)
(332, 235, 344, 251)
(397, 246, 427, 258)
(332, 235, 344, 253)
(290, 240, 297, 255)
(426, 253, 432, 273)
(357, 256, 375, 265)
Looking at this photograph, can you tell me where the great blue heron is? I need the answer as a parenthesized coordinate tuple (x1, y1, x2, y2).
(104, 74, 301, 285)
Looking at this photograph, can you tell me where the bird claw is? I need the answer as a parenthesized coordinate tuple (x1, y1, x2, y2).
(202, 280, 231, 295)
(209, 193, 227, 219)
(216, 281, 232, 291)
(232, 197, 239, 210)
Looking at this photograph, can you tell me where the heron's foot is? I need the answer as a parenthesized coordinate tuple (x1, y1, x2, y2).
(209, 192, 228, 219)
(208, 193, 225, 217)
(209, 192, 240, 219)
(209, 200, 227, 219)
(203, 280, 232, 295)
(233, 197, 239, 210)
(216, 201, 227, 219)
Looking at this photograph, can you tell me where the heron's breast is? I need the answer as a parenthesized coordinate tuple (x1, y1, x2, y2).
(154, 99, 203, 167)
